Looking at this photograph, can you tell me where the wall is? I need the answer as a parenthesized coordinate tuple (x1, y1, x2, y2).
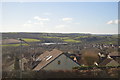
(43, 54, 79, 70)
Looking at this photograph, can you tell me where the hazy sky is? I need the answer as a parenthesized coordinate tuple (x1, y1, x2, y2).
(1, 2, 119, 34)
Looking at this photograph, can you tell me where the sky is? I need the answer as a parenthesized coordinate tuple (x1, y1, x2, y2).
(1, 2, 119, 34)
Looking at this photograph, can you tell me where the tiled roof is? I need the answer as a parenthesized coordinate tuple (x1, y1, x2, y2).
(109, 51, 120, 57)
(99, 58, 112, 66)
(99, 58, 119, 66)
(33, 49, 63, 71)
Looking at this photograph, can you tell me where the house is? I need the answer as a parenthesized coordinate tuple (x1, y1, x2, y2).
(98, 52, 108, 62)
(99, 58, 119, 67)
(98, 52, 106, 58)
(33, 49, 80, 71)
(67, 53, 81, 63)
(109, 51, 120, 58)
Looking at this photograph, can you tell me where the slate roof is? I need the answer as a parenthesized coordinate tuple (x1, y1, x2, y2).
(99, 58, 112, 66)
(33, 49, 63, 71)
(99, 58, 119, 66)
(109, 51, 120, 57)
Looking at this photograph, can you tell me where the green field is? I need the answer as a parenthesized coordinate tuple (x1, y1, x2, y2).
(40, 36, 81, 43)
(63, 39, 81, 43)
(75, 36, 89, 39)
(22, 38, 41, 42)
(40, 36, 60, 39)
(1, 38, 41, 47)
(101, 41, 117, 44)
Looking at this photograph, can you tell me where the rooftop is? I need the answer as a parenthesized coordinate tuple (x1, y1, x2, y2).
(33, 49, 63, 71)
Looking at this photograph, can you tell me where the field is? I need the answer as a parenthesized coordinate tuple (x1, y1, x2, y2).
(22, 38, 41, 42)
(1, 43, 29, 47)
(1, 32, 119, 79)
(1, 38, 41, 47)
(63, 39, 81, 43)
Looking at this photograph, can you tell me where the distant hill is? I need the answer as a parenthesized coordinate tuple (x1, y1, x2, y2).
(2, 32, 91, 39)
(1, 32, 118, 45)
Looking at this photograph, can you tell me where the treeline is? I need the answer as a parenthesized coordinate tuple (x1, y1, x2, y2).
(2, 33, 118, 45)
(2, 32, 91, 39)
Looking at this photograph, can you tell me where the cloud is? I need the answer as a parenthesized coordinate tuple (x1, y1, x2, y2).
(23, 23, 32, 27)
(62, 18, 73, 21)
(34, 22, 45, 26)
(55, 25, 66, 29)
(27, 20, 31, 23)
(115, 20, 120, 24)
(23, 16, 49, 27)
(74, 22, 80, 25)
(23, 20, 45, 27)
(23, 20, 33, 27)
(107, 20, 113, 24)
(107, 19, 120, 24)
(34, 16, 49, 21)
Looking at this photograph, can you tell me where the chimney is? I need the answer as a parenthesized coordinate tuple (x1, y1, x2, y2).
(73, 57, 77, 62)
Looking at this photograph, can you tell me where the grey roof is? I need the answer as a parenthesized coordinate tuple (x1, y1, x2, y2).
(99, 58, 112, 66)
(99, 58, 119, 66)
(109, 51, 120, 57)
(33, 49, 63, 71)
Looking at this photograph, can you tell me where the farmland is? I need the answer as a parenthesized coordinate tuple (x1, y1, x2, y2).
(1, 38, 41, 47)
(22, 38, 41, 42)
(2, 32, 118, 46)
(1, 43, 28, 47)
(1, 32, 120, 79)
(63, 39, 81, 43)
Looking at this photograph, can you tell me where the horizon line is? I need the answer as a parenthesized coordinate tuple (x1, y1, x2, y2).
(1, 32, 119, 35)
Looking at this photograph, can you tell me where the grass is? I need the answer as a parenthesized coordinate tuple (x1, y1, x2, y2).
(63, 39, 81, 43)
(22, 38, 41, 42)
(75, 36, 88, 39)
(1, 43, 28, 47)
(40, 36, 60, 39)
(101, 41, 117, 44)
(40, 36, 70, 39)
(60, 37, 69, 40)
(40, 36, 81, 43)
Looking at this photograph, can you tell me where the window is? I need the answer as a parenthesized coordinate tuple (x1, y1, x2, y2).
(46, 56, 53, 61)
(58, 60, 61, 65)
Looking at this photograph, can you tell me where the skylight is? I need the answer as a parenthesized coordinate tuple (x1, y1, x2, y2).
(36, 58, 41, 61)
(46, 56, 53, 61)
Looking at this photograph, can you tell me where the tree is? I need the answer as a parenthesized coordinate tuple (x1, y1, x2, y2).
(81, 48, 99, 66)
(14, 56, 20, 70)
